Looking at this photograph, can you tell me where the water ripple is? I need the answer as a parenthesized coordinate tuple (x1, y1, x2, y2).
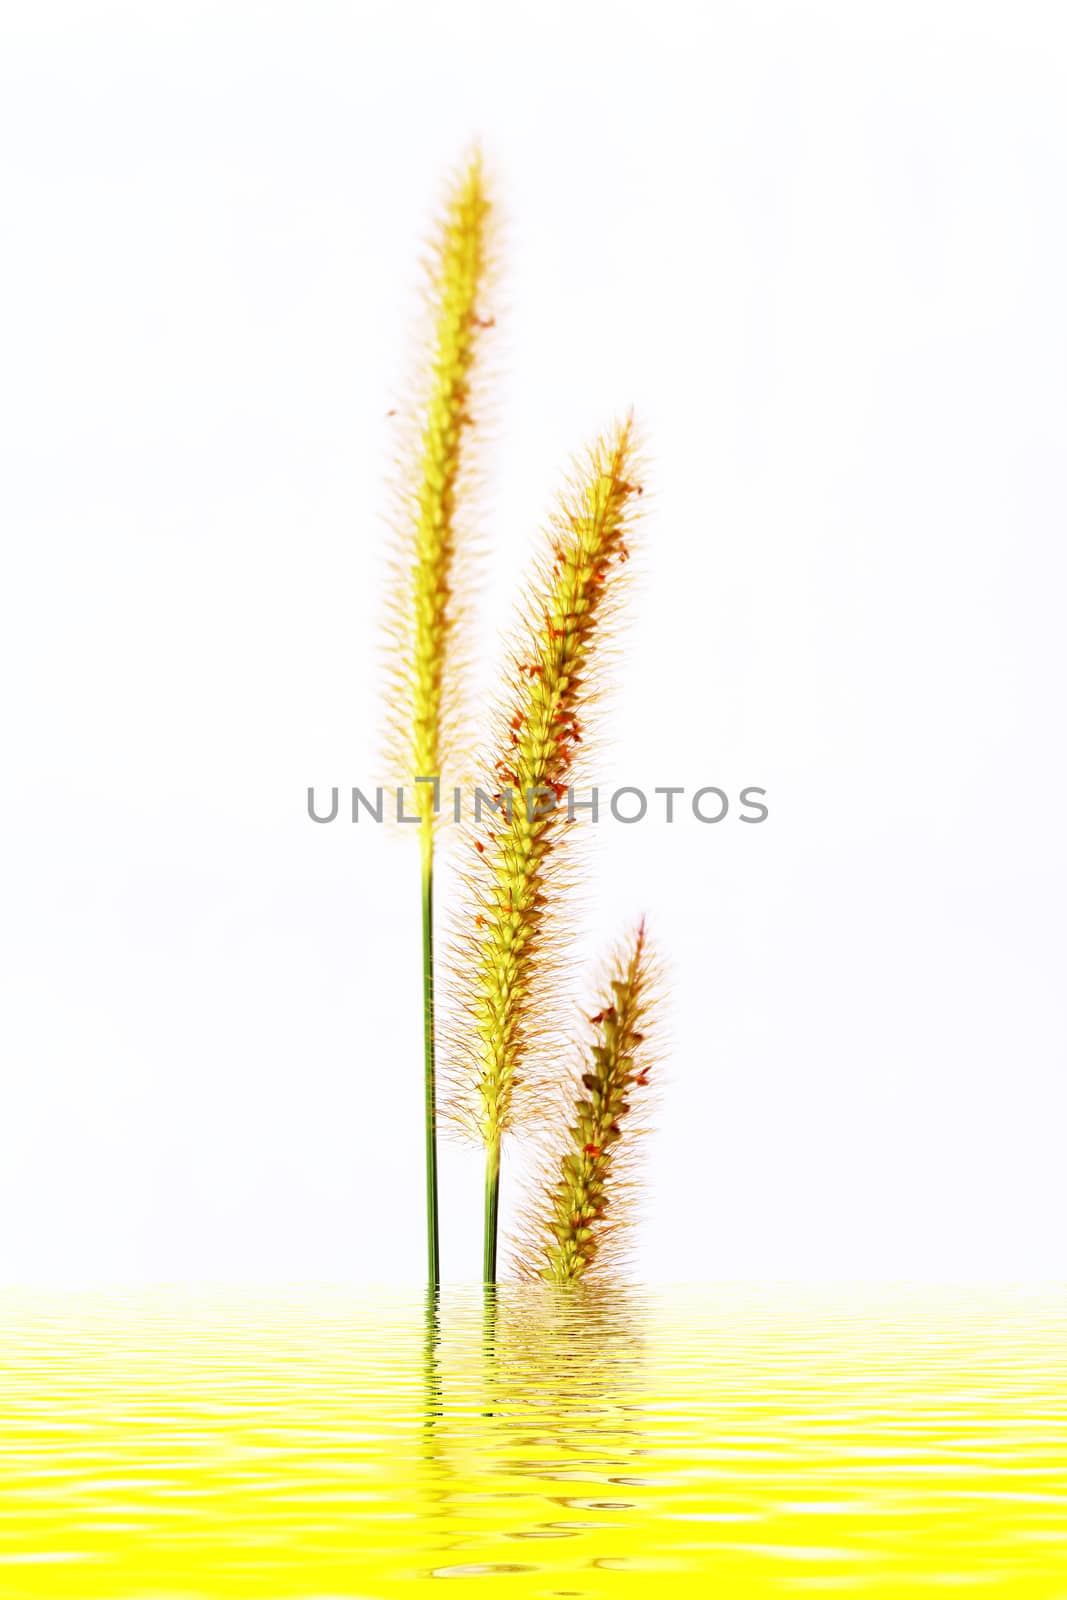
(0, 1286, 1065, 1595)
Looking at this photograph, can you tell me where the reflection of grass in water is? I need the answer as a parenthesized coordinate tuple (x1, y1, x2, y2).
(475, 1283, 648, 1466)
(422, 1286, 443, 1434)
(428, 1283, 646, 1435)
(420, 1283, 650, 1578)
(415, 1287, 461, 1570)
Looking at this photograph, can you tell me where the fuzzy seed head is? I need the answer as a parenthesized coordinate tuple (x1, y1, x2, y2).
(384, 153, 493, 824)
(446, 419, 645, 1149)
(518, 920, 660, 1285)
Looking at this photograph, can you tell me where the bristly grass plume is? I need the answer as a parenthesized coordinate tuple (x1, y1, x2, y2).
(519, 920, 659, 1285)
(383, 151, 493, 1287)
(446, 419, 645, 1283)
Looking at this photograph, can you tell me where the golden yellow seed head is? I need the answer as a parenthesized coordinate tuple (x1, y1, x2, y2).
(384, 152, 492, 826)
(523, 919, 659, 1285)
(445, 419, 645, 1151)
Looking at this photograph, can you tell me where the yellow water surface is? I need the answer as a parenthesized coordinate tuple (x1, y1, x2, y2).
(0, 1286, 1064, 1596)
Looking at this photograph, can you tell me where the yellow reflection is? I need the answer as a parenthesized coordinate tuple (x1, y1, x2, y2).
(0, 1287, 1065, 1596)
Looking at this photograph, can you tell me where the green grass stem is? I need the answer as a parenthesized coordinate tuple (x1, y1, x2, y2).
(421, 823, 440, 1285)
(483, 1138, 501, 1284)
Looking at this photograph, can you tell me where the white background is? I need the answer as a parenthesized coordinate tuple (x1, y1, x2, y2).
(2, 1, 1065, 1284)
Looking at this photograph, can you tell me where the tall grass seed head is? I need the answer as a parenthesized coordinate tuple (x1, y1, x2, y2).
(515, 918, 662, 1285)
(381, 149, 497, 828)
(444, 418, 646, 1149)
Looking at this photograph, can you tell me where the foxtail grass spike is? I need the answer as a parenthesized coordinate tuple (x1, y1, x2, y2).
(520, 919, 659, 1285)
(384, 151, 493, 1286)
(445, 418, 645, 1283)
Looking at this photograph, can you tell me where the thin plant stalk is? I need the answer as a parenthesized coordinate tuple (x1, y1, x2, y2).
(483, 1137, 501, 1282)
(421, 822, 439, 1281)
